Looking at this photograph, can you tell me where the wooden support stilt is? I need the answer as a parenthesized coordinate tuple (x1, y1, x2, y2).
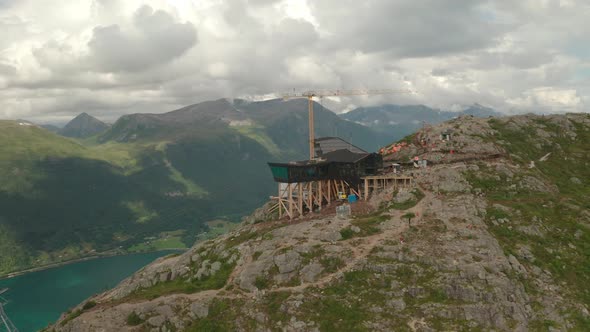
(278, 183, 282, 219)
(308, 182, 313, 212)
(318, 181, 323, 211)
(298, 183, 303, 217)
(288, 183, 293, 219)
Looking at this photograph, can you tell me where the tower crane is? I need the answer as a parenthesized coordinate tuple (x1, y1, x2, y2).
(283, 89, 413, 159)
(0, 288, 18, 332)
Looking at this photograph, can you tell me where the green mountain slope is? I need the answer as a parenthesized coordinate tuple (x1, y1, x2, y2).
(0, 121, 217, 274)
(0, 99, 391, 276)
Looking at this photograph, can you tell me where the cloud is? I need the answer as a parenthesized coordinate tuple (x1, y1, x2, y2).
(0, 0, 588, 123)
(310, 0, 507, 57)
(88, 5, 197, 72)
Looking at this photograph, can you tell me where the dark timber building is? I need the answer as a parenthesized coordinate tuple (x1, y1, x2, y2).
(267, 137, 414, 219)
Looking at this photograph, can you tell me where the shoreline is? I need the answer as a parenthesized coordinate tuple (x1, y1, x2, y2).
(0, 248, 187, 281)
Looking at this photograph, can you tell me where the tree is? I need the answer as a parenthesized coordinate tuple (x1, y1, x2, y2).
(402, 212, 416, 227)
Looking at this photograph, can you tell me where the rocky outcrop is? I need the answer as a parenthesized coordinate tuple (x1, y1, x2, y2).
(49, 113, 590, 331)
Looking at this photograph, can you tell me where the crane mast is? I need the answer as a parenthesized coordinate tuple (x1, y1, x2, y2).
(283, 89, 412, 159)
(0, 289, 18, 332)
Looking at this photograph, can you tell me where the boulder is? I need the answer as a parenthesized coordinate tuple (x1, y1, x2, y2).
(191, 302, 209, 319)
(274, 251, 301, 274)
(300, 263, 323, 282)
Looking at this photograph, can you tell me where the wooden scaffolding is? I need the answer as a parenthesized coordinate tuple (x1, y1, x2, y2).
(271, 175, 413, 219)
(362, 174, 413, 200)
(272, 179, 362, 219)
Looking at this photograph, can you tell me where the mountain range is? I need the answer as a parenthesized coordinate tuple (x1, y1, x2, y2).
(0, 98, 388, 276)
(341, 103, 501, 141)
(0, 99, 505, 277)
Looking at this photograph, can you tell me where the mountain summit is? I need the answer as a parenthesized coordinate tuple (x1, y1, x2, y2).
(50, 113, 590, 331)
(59, 112, 109, 138)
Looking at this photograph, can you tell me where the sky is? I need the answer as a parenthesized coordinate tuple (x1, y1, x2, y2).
(0, 0, 588, 124)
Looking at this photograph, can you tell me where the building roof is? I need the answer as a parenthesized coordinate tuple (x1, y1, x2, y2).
(321, 149, 369, 163)
(315, 137, 367, 155)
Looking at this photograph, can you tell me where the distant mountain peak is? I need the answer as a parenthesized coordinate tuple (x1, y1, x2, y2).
(59, 113, 109, 138)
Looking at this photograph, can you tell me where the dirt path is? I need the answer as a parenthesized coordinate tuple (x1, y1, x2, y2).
(109, 189, 434, 306)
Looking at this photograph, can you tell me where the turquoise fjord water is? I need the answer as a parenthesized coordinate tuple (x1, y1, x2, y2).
(0, 251, 179, 332)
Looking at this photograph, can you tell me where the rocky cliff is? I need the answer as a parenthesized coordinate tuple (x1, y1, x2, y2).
(49, 113, 590, 331)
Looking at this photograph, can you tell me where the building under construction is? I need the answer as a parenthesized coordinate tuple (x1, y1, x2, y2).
(268, 137, 413, 219)
(269, 89, 415, 219)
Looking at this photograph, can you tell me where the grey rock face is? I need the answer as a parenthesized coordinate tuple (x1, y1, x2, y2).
(300, 263, 323, 283)
(318, 231, 342, 242)
(191, 302, 209, 319)
(274, 251, 301, 274)
(393, 190, 415, 203)
(147, 315, 166, 327)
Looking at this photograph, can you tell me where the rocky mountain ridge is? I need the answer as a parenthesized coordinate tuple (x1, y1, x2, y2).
(341, 103, 502, 142)
(49, 113, 590, 331)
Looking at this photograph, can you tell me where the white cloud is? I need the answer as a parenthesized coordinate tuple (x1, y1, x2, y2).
(0, 0, 588, 124)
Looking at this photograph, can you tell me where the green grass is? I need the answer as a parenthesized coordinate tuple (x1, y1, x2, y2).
(254, 276, 270, 290)
(60, 309, 83, 326)
(125, 201, 158, 224)
(82, 301, 96, 310)
(299, 270, 395, 331)
(126, 250, 237, 300)
(126, 312, 144, 326)
(261, 291, 291, 324)
(128, 231, 188, 252)
(387, 189, 425, 210)
(340, 227, 355, 240)
(320, 256, 345, 273)
(471, 117, 590, 308)
(351, 214, 388, 236)
(187, 298, 255, 332)
(233, 124, 281, 155)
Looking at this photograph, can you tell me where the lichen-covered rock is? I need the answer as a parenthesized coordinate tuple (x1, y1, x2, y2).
(274, 251, 301, 274)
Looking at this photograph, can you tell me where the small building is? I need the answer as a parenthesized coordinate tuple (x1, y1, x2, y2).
(269, 144, 382, 187)
(267, 137, 383, 219)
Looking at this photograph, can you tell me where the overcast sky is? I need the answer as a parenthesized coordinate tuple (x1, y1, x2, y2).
(0, 0, 588, 124)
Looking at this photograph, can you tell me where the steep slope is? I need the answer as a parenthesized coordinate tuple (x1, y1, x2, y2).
(50, 113, 590, 331)
(59, 113, 109, 138)
(341, 104, 501, 142)
(0, 121, 216, 275)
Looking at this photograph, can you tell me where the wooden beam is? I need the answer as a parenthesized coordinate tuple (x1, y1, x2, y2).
(298, 183, 303, 216)
(308, 182, 313, 212)
(318, 181, 324, 211)
(288, 183, 293, 219)
(279, 183, 283, 219)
